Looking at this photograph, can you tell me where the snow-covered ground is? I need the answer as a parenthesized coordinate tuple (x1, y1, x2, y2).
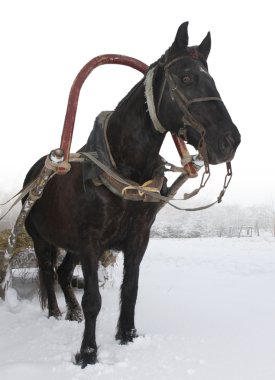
(1, 237, 275, 380)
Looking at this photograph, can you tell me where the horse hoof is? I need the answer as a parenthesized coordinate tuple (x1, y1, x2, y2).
(75, 349, 97, 368)
(65, 307, 83, 322)
(48, 309, 62, 319)
(116, 328, 138, 344)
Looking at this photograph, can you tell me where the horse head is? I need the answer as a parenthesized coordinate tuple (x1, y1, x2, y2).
(147, 22, 241, 165)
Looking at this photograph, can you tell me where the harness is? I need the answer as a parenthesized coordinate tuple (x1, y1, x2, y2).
(0, 55, 233, 217)
(0, 53, 233, 296)
(80, 56, 229, 204)
(82, 110, 165, 202)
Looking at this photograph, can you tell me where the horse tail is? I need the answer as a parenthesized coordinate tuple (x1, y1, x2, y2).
(38, 268, 48, 310)
(38, 248, 58, 310)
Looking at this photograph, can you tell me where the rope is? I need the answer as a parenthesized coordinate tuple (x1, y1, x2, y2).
(0, 155, 73, 222)
(122, 179, 161, 197)
(0, 179, 37, 222)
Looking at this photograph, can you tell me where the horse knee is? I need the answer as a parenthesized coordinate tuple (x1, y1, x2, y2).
(81, 292, 101, 318)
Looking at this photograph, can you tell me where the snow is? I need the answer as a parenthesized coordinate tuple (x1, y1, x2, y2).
(1, 237, 275, 380)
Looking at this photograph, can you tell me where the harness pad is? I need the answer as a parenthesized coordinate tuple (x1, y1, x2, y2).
(82, 111, 115, 189)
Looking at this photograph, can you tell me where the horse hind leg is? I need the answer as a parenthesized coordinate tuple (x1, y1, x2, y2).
(57, 251, 83, 322)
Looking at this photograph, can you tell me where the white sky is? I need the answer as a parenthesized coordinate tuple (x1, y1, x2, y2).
(0, 0, 274, 207)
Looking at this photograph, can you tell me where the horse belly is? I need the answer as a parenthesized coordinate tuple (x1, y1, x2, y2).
(27, 166, 159, 253)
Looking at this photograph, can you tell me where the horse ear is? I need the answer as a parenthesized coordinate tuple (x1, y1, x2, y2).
(173, 22, 189, 50)
(198, 32, 211, 59)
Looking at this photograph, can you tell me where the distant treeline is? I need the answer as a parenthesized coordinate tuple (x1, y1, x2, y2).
(151, 203, 275, 238)
(1, 201, 275, 238)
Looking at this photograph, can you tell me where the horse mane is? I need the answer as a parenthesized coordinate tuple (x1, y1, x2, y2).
(114, 54, 168, 113)
(114, 78, 144, 112)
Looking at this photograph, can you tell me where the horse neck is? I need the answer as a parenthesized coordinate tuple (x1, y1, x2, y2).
(107, 80, 165, 183)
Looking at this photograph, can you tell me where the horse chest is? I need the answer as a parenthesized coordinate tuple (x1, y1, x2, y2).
(95, 201, 160, 249)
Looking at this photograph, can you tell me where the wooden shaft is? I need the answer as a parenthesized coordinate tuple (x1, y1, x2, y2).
(171, 133, 198, 177)
(60, 54, 148, 160)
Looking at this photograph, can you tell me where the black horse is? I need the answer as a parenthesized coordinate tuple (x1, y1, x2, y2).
(23, 22, 240, 367)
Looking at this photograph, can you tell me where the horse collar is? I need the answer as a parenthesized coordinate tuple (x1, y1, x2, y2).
(144, 66, 167, 134)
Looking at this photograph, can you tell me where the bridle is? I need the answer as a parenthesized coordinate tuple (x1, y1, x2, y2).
(144, 54, 232, 201)
(145, 55, 222, 158)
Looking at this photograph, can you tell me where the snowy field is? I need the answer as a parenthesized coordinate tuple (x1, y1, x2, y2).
(1, 237, 275, 380)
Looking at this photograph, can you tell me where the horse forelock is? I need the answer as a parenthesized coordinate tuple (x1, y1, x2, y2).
(186, 47, 208, 69)
(156, 45, 208, 71)
(186, 47, 199, 60)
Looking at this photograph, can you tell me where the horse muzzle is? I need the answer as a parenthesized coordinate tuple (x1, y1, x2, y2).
(206, 126, 241, 165)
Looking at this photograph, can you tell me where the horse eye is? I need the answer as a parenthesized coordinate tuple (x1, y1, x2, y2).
(182, 73, 193, 84)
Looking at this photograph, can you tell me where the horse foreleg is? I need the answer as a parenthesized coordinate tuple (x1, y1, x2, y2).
(116, 241, 147, 344)
(57, 251, 83, 322)
(75, 252, 101, 368)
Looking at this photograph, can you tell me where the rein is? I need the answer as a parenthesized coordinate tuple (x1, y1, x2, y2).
(79, 151, 232, 211)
